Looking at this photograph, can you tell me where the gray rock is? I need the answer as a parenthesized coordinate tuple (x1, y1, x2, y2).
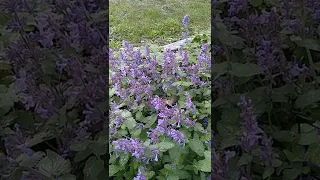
(162, 37, 194, 52)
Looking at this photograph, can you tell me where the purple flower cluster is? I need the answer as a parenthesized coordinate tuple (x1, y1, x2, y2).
(2, 124, 34, 160)
(181, 14, 190, 37)
(133, 170, 147, 180)
(112, 138, 159, 164)
(1, 0, 108, 172)
(237, 95, 273, 166)
(110, 15, 210, 178)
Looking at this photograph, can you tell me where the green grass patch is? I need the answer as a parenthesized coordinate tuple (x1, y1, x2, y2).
(110, 0, 210, 49)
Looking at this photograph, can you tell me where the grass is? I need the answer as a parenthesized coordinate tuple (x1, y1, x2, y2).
(110, 0, 210, 49)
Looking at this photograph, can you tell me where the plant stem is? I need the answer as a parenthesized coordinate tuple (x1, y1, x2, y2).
(306, 48, 319, 89)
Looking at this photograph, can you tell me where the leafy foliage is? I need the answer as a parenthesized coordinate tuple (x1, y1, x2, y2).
(213, 0, 320, 179)
(0, 0, 108, 179)
(109, 15, 211, 179)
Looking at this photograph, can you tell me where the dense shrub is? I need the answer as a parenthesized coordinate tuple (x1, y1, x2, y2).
(0, 0, 108, 179)
(109, 16, 212, 179)
(0, 0, 211, 179)
(213, 0, 320, 180)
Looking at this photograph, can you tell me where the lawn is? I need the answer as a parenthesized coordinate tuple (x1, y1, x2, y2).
(109, 0, 210, 49)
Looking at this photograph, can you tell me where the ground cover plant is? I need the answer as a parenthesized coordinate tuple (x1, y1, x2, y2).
(213, 0, 320, 179)
(109, 0, 210, 49)
(109, 15, 212, 179)
(0, 0, 109, 179)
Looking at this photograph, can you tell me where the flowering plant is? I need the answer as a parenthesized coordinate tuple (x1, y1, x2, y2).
(213, 0, 320, 179)
(109, 15, 211, 179)
(0, 0, 109, 179)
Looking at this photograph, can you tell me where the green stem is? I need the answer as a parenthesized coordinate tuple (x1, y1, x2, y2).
(306, 48, 319, 89)
(222, 44, 235, 93)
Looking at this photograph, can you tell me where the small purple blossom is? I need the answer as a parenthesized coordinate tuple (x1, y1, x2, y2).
(133, 170, 147, 180)
(112, 138, 145, 159)
(181, 14, 190, 37)
(167, 128, 185, 145)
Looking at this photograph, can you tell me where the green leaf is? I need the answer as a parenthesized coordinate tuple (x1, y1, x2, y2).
(123, 117, 137, 130)
(263, 167, 275, 179)
(121, 110, 132, 118)
(298, 130, 318, 145)
(283, 168, 301, 180)
(83, 156, 104, 179)
(220, 136, 237, 149)
(169, 146, 183, 165)
(215, 30, 244, 49)
(135, 111, 143, 120)
(229, 63, 261, 77)
(249, 0, 263, 7)
(18, 151, 46, 168)
(194, 151, 210, 172)
(109, 165, 120, 177)
(59, 174, 77, 180)
(295, 90, 320, 109)
(144, 114, 157, 128)
(272, 130, 295, 142)
(300, 123, 316, 133)
(291, 36, 320, 52)
(272, 159, 282, 167)
(158, 142, 175, 152)
(89, 142, 107, 157)
(74, 148, 93, 163)
(212, 62, 228, 73)
(174, 170, 191, 179)
(217, 120, 240, 137)
(69, 140, 91, 152)
(189, 134, 205, 156)
(305, 143, 320, 166)
(237, 153, 253, 166)
(119, 153, 129, 167)
(89, 10, 108, 24)
(38, 150, 72, 177)
(167, 175, 179, 180)
(84, 64, 100, 73)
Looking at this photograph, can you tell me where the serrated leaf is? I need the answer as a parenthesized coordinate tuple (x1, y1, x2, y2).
(212, 62, 228, 73)
(167, 175, 179, 180)
(220, 136, 237, 149)
(291, 37, 320, 52)
(283, 168, 301, 180)
(158, 142, 175, 152)
(83, 156, 104, 178)
(169, 146, 183, 164)
(189, 134, 204, 156)
(305, 143, 320, 166)
(38, 150, 72, 177)
(263, 167, 274, 179)
(109, 165, 120, 177)
(237, 153, 253, 166)
(27, 132, 54, 147)
(18, 151, 46, 168)
(74, 148, 93, 163)
(70, 141, 91, 152)
(194, 151, 210, 172)
(272, 131, 295, 142)
(119, 153, 129, 167)
(123, 117, 137, 130)
(59, 174, 77, 180)
(272, 159, 282, 167)
(300, 123, 315, 133)
(298, 130, 318, 145)
(295, 90, 320, 109)
(144, 114, 157, 128)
